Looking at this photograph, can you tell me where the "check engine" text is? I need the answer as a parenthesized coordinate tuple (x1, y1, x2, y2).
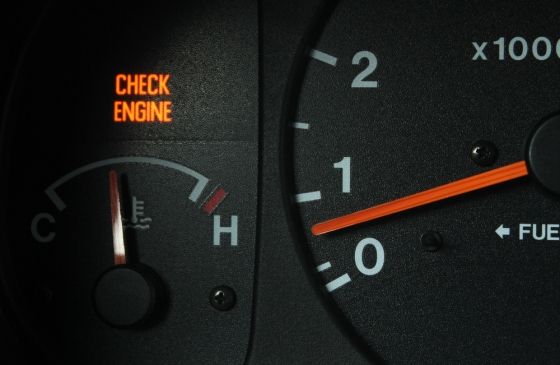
(113, 73, 172, 123)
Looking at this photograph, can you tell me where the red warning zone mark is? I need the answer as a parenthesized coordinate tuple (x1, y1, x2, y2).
(202, 187, 228, 215)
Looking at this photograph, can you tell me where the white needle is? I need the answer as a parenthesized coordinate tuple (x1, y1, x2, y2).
(109, 170, 127, 265)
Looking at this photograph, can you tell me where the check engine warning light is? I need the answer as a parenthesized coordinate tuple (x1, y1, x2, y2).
(113, 73, 172, 123)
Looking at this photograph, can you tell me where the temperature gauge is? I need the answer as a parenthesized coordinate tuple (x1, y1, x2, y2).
(0, 2, 258, 364)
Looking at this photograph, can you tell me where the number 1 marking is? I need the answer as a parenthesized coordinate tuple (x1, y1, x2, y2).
(333, 157, 351, 193)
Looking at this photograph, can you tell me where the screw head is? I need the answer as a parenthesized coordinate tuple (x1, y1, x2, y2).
(40, 286, 54, 306)
(470, 140, 498, 167)
(421, 231, 443, 252)
(209, 285, 236, 311)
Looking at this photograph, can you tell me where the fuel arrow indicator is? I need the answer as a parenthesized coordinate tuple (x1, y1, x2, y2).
(495, 224, 511, 239)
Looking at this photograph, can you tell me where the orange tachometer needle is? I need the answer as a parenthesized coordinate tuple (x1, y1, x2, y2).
(311, 160, 529, 236)
(109, 170, 127, 265)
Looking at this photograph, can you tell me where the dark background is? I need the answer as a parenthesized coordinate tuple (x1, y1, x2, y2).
(0, 5, 47, 363)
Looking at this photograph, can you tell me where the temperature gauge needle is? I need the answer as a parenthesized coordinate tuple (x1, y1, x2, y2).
(312, 160, 529, 236)
(109, 170, 127, 265)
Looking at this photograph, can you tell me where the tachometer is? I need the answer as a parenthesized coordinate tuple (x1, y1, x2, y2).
(286, 0, 560, 362)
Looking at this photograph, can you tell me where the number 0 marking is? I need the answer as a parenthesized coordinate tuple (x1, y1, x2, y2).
(355, 237, 385, 276)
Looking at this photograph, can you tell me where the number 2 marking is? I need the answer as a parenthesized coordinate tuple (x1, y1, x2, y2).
(352, 51, 379, 88)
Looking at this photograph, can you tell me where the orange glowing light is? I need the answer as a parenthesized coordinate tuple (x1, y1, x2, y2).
(113, 73, 173, 123)
(115, 74, 170, 96)
(114, 101, 172, 123)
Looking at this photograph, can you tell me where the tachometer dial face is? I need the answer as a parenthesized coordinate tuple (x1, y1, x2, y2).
(286, 0, 560, 362)
(0, 3, 257, 364)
